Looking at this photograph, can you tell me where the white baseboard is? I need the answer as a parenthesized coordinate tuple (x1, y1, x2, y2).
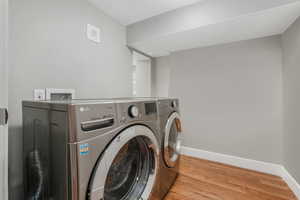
(181, 146, 282, 175)
(181, 146, 300, 199)
(280, 167, 300, 199)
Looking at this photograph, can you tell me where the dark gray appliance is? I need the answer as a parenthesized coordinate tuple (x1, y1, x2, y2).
(157, 98, 182, 199)
(23, 99, 161, 200)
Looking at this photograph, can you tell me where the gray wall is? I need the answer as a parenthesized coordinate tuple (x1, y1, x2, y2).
(282, 17, 300, 183)
(0, 0, 8, 199)
(154, 36, 283, 164)
(0, 0, 8, 106)
(9, 0, 132, 198)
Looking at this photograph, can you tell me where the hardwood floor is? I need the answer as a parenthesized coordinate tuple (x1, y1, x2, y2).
(164, 156, 297, 200)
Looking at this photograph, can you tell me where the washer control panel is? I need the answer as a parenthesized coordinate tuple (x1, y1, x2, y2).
(117, 101, 158, 124)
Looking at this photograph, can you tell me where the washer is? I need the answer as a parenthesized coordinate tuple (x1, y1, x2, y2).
(157, 98, 182, 198)
(22, 99, 161, 200)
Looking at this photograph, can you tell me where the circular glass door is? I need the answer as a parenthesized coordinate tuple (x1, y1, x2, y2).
(104, 137, 151, 200)
(88, 125, 159, 200)
(164, 112, 182, 168)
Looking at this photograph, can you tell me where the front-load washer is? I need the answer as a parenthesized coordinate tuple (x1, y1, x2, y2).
(157, 98, 182, 198)
(22, 99, 161, 200)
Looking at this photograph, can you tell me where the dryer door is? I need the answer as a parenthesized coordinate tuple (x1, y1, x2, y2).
(164, 112, 182, 168)
(88, 125, 159, 200)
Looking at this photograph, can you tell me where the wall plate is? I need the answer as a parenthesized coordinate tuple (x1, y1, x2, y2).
(45, 88, 75, 100)
(34, 89, 46, 101)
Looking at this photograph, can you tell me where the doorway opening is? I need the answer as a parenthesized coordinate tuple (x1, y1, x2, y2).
(132, 51, 152, 97)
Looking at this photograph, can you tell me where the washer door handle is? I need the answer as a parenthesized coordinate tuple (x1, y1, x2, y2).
(81, 117, 114, 132)
(0, 108, 8, 126)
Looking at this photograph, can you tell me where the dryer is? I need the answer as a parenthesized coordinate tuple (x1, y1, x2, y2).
(22, 99, 161, 200)
(157, 98, 182, 199)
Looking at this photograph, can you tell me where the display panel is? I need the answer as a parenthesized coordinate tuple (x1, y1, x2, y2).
(145, 103, 157, 115)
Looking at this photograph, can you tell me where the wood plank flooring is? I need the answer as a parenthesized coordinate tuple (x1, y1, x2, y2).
(164, 156, 297, 200)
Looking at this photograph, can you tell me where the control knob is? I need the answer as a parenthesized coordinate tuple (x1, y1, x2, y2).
(128, 105, 139, 118)
(171, 101, 177, 108)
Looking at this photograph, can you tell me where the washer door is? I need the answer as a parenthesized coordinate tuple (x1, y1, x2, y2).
(88, 125, 159, 200)
(164, 112, 182, 168)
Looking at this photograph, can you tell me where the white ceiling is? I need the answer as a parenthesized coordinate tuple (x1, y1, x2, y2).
(129, 2, 300, 57)
(88, 0, 300, 57)
(88, 0, 204, 25)
(126, 0, 300, 57)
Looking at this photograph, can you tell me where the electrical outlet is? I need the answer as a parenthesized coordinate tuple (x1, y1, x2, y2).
(34, 89, 46, 101)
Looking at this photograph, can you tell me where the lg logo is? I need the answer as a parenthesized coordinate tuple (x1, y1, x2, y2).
(80, 107, 91, 112)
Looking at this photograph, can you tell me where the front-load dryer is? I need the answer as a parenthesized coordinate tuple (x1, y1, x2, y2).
(22, 99, 161, 200)
(157, 98, 182, 198)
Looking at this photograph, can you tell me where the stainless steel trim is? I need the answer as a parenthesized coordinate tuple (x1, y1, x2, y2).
(176, 140, 182, 155)
(164, 112, 182, 168)
(88, 125, 159, 200)
(69, 143, 79, 200)
(68, 105, 78, 143)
